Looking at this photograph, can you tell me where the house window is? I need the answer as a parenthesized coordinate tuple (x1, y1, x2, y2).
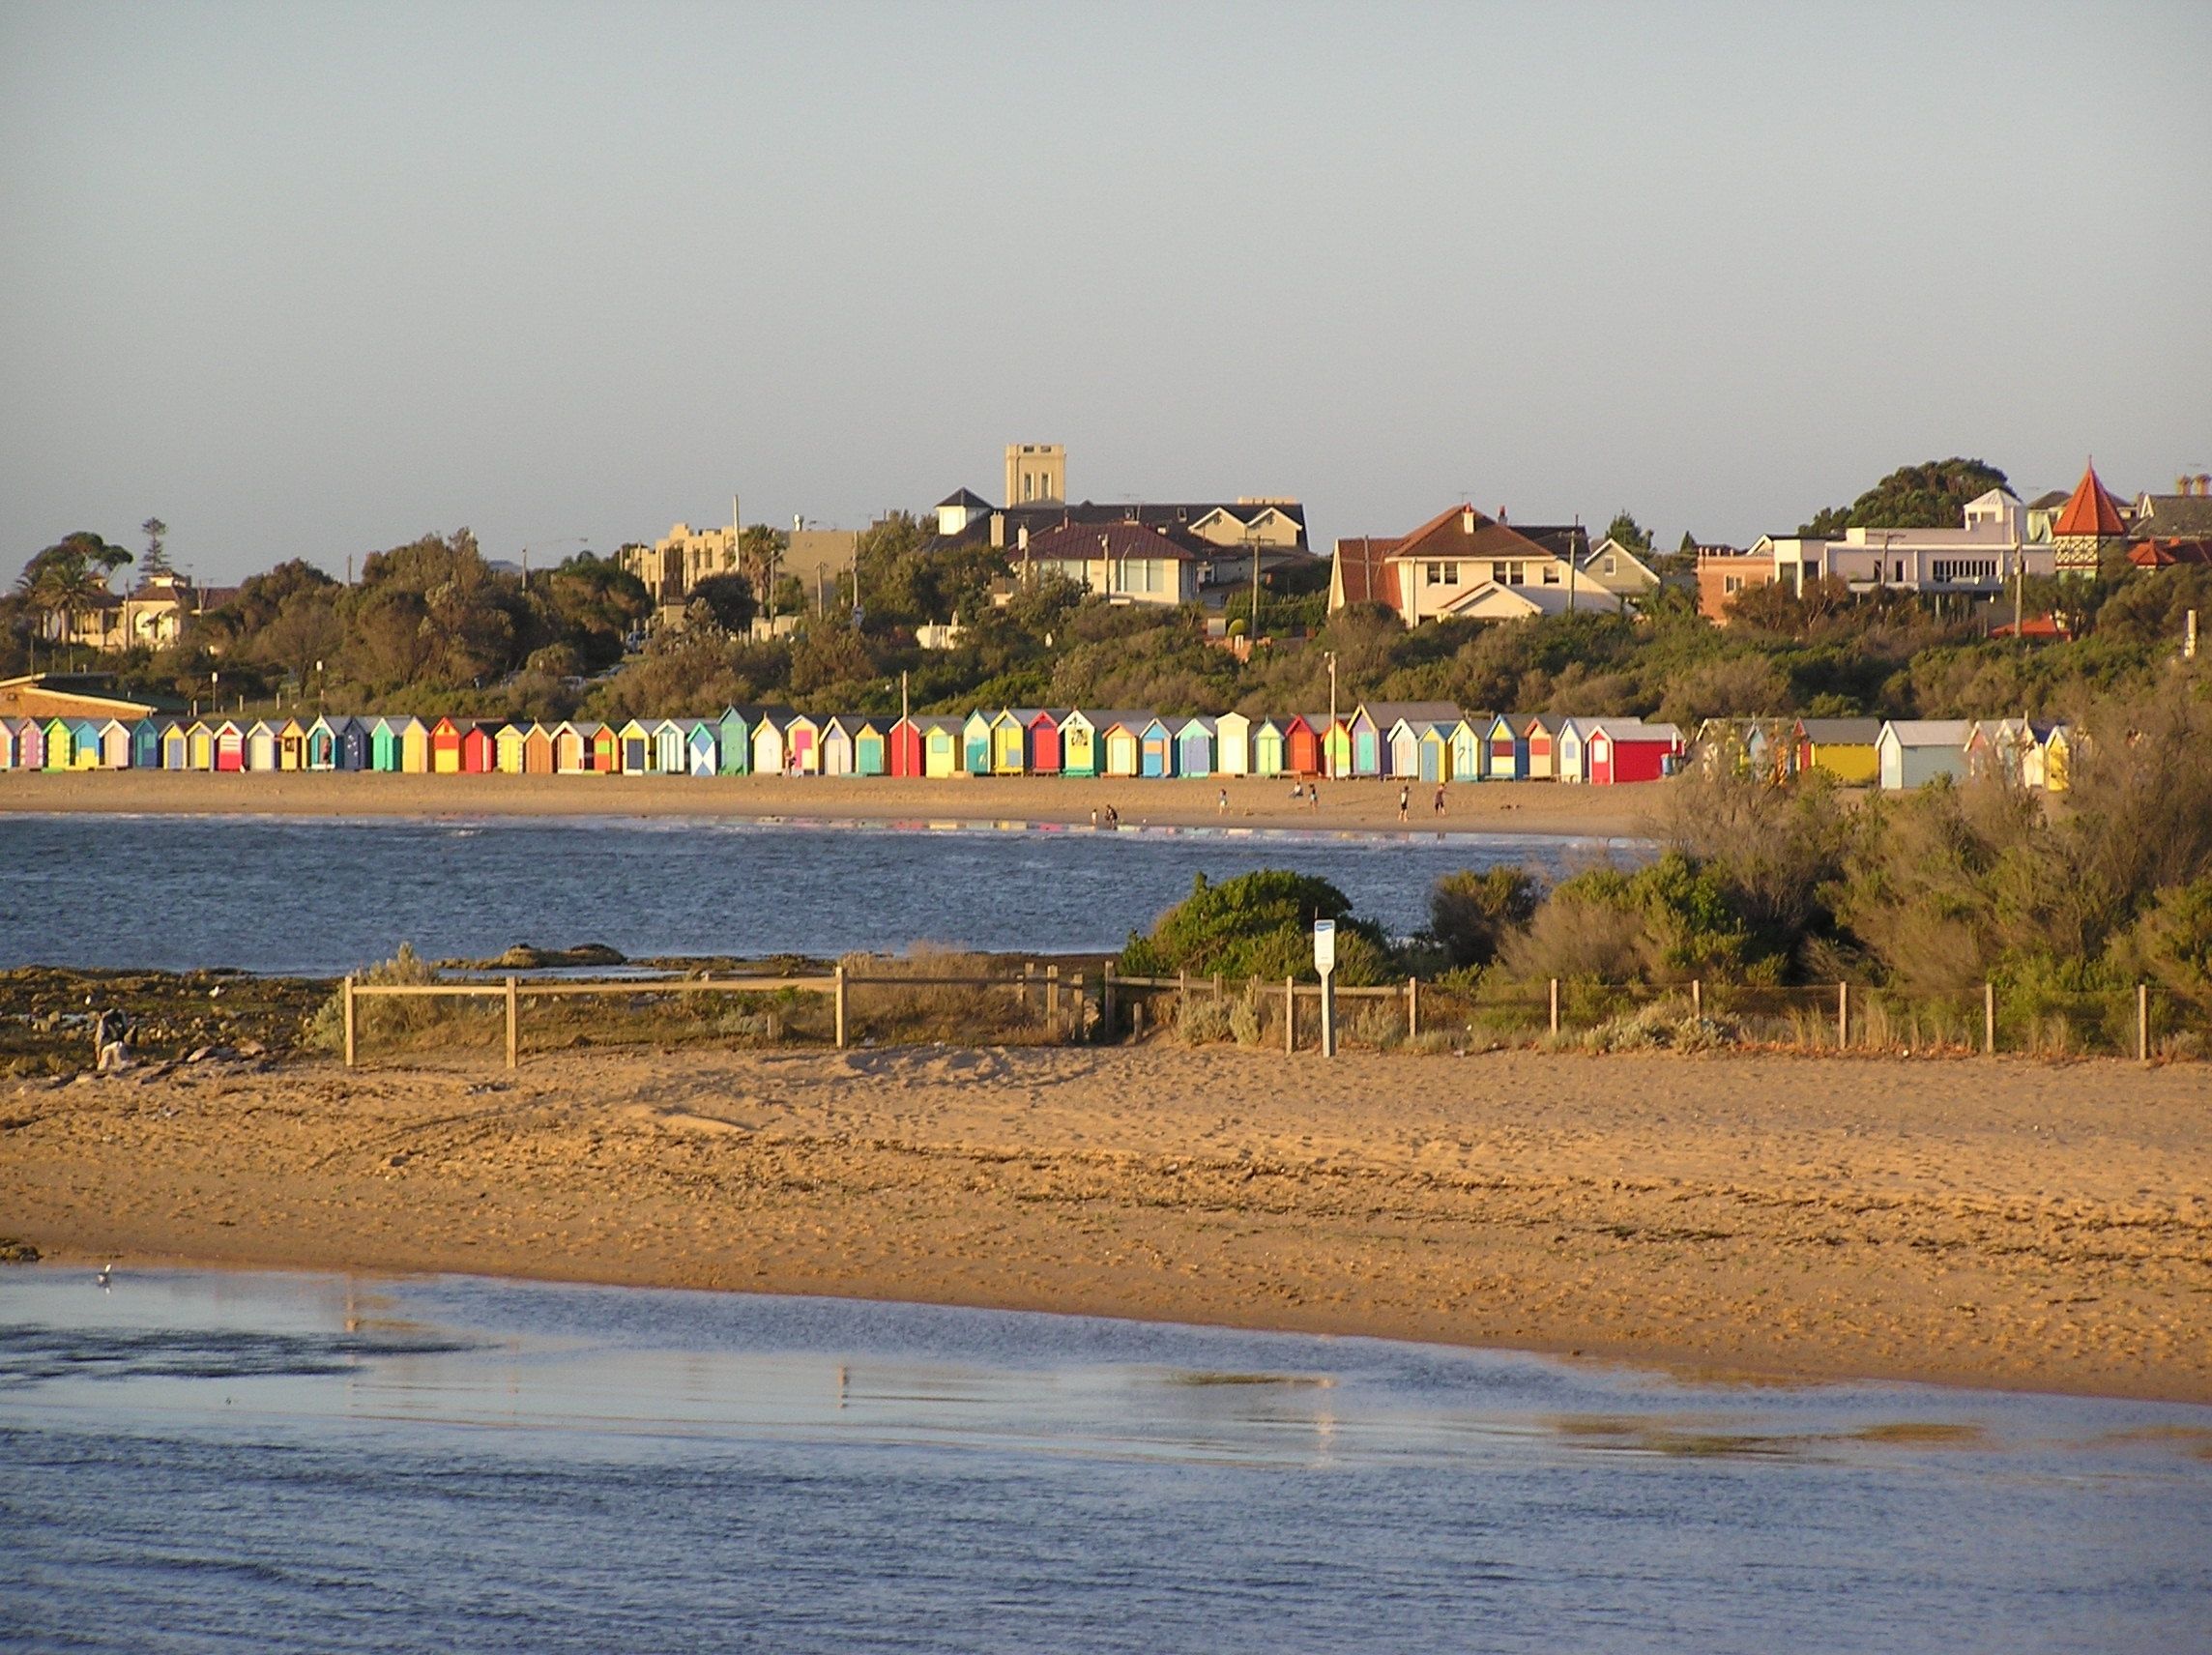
(1425, 563, 1442, 586)
(1603, 556, 1616, 575)
(1724, 575, 1743, 594)
(1492, 562, 1508, 584)
(1441, 562, 1458, 584)
(1508, 562, 1526, 585)
(1542, 565, 1559, 586)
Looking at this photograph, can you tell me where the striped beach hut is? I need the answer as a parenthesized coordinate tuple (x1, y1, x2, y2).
(650, 718, 685, 775)
(888, 715, 923, 777)
(17, 716, 48, 770)
(1175, 716, 1215, 778)
(616, 718, 654, 773)
(1252, 717, 1286, 777)
(921, 715, 962, 778)
(213, 719, 247, 772)
(854, 718, 887, 777)
(1320, 715, 1352, 779)
(495, 722, 528, 773)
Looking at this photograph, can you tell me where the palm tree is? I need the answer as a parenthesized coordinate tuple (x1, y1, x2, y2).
(15, 532, 131, 645)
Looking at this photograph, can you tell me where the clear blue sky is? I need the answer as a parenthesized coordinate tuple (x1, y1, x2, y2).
(5, 1, 2207, 585)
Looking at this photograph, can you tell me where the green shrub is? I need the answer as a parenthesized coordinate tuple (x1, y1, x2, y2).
(1120, 870, 1392, 984)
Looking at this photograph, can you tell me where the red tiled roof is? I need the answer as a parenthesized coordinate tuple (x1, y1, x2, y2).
(1332, 537, 1404, 608)
(2129, 537, 2212, 567)
(2053, 461, 2127, 539)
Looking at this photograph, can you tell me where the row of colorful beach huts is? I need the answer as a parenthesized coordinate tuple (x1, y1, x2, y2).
(0, 703, 2073, 790)
(0, 701, 1686, 783)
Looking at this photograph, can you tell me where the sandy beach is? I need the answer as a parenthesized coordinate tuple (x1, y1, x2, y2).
(0, 769, 1663, 837)
(7, 1042, 2205, 1403)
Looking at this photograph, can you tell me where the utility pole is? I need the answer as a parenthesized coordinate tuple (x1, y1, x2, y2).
(1325, 650, 1339, 779)
(1248, 528, 1263, 649)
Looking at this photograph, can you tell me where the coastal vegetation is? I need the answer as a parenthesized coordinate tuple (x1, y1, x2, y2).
(8, 458, 2206, 732)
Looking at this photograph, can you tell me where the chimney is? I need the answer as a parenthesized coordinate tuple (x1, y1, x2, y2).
(1461, 506, 1475, 535)
(989, 511, 1005, 549)
(1017, 525, 1029, 552)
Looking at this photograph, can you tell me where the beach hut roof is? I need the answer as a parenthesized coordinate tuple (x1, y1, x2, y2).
(1796, 717, 1882, 744)
(1176, 714, 1217, 736)
(1881, 719, 1974, 747)
(1358, 701, 1461, 729)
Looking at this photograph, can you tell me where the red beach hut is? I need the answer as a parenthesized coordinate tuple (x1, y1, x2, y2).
(1026, 711, 1063, 774)
(888, 715, 924, 778)
(460, 723, 498, 773)
(1283, 715, 1321, 777)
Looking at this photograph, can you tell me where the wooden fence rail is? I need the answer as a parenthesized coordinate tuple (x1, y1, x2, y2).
(339, 968, 2188, 1069)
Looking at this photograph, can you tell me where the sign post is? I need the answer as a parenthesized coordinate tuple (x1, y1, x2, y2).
(1313, 920, 1338, 1058)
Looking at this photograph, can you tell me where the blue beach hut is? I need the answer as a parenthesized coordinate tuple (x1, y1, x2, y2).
(1175, 717, 1215, 778)
(1140, 717, 1176, 778)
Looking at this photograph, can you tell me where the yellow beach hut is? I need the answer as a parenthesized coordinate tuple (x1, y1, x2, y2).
(991, 710, 1031, 774)
(495, 723, 528, 773)
(1252, 718, 1286, 777)
(552, 722, 588, 774)
(1103, 718, 1142, 778)
(1793, 718, 1881, 785)
(921, 715, 961, 778)
(1060, 711, 1099, 778)
(394, 717, 430, 773)
(751, 713, 786, 776)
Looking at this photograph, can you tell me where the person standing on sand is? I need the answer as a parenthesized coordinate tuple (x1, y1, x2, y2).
(1308, 783, 1320, 813)
(1106, 803, 1120, 828)
(1217, 788, 1228, 815)
(1398, 784, 1410, 822)
(1434, 783, 1446, 816)
(1090, 807, 1098, 828)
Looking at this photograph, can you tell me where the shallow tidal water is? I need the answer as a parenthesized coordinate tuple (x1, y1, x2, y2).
(0, 813, 1634, 973)
(1, 1268, 2207, 1652)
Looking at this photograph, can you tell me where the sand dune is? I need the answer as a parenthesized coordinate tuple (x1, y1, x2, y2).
(7, 1042, 2205, 1401)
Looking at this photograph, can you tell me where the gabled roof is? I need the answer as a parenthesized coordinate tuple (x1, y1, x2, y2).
(1796, 717, 1883, 744)
(937, 487, 992, 509)
(2130, 537, 2212, 566)
(1331, 537, 1405, 607)
(1880, 719, 1973, 746)
(2131, 494, 2212, 538)
(1360, 701, 1463, 729)
(2052, 461, 2127, 538)
(1024, 520, 1210, 563)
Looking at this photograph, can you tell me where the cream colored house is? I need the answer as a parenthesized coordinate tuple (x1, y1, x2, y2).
(1330, 504, 1601, 625)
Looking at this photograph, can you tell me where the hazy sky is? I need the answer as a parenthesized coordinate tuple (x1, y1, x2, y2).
(5, 1, 2208, 585)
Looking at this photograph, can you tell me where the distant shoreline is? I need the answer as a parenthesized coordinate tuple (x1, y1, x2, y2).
(0, 770, 1669, 837)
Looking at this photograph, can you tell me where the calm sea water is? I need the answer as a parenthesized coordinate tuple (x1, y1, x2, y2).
(0, 813, 1638, 973)
(0, 1268, 2205, 1653)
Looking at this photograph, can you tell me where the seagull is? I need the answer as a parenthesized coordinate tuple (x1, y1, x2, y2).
(95, 1263, 113, 1290)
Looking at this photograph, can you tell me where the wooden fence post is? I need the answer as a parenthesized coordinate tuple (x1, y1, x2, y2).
(1984, 982, 1995, 1055)
(1071, 977, 1087, 1042)
(1285, 976, 1295, 1055)
(1407, 976, 1419, 1040)
(1691, 979, 1702, 1019)
(1549, 977, 1559, 1036)
(1046, 965, 1060, 1020)
(834, 964, 848, 1049)
(1022, 961, 1034, 1014)
(2138, 981, 2149, 1062)
(1103, 970, 1118, 1039)
(342, 974, 356, 1068)
(505, 975, 518, 1070)
(1213, 971, 1223, 1002)
(1837, 982, 1848, 1049)
(1320, 973, 1337, 1059)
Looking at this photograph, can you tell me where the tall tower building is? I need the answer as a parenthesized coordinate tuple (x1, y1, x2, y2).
(1004, 443, 1065, 506)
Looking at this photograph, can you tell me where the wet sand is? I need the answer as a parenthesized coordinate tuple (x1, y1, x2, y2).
(6, 1043, 2205, 1402)
(0, 769, 1660, 837)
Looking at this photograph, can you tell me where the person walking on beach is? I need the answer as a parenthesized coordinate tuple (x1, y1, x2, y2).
(1398, 784, 1410, 823)
(1433, 783, 1446, 816)
(1106, 803, 1120, 828)
(1090, 807, 1098, 828)
(1308, 783, 1321, 813)
(1217, 787, 1228, 815)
